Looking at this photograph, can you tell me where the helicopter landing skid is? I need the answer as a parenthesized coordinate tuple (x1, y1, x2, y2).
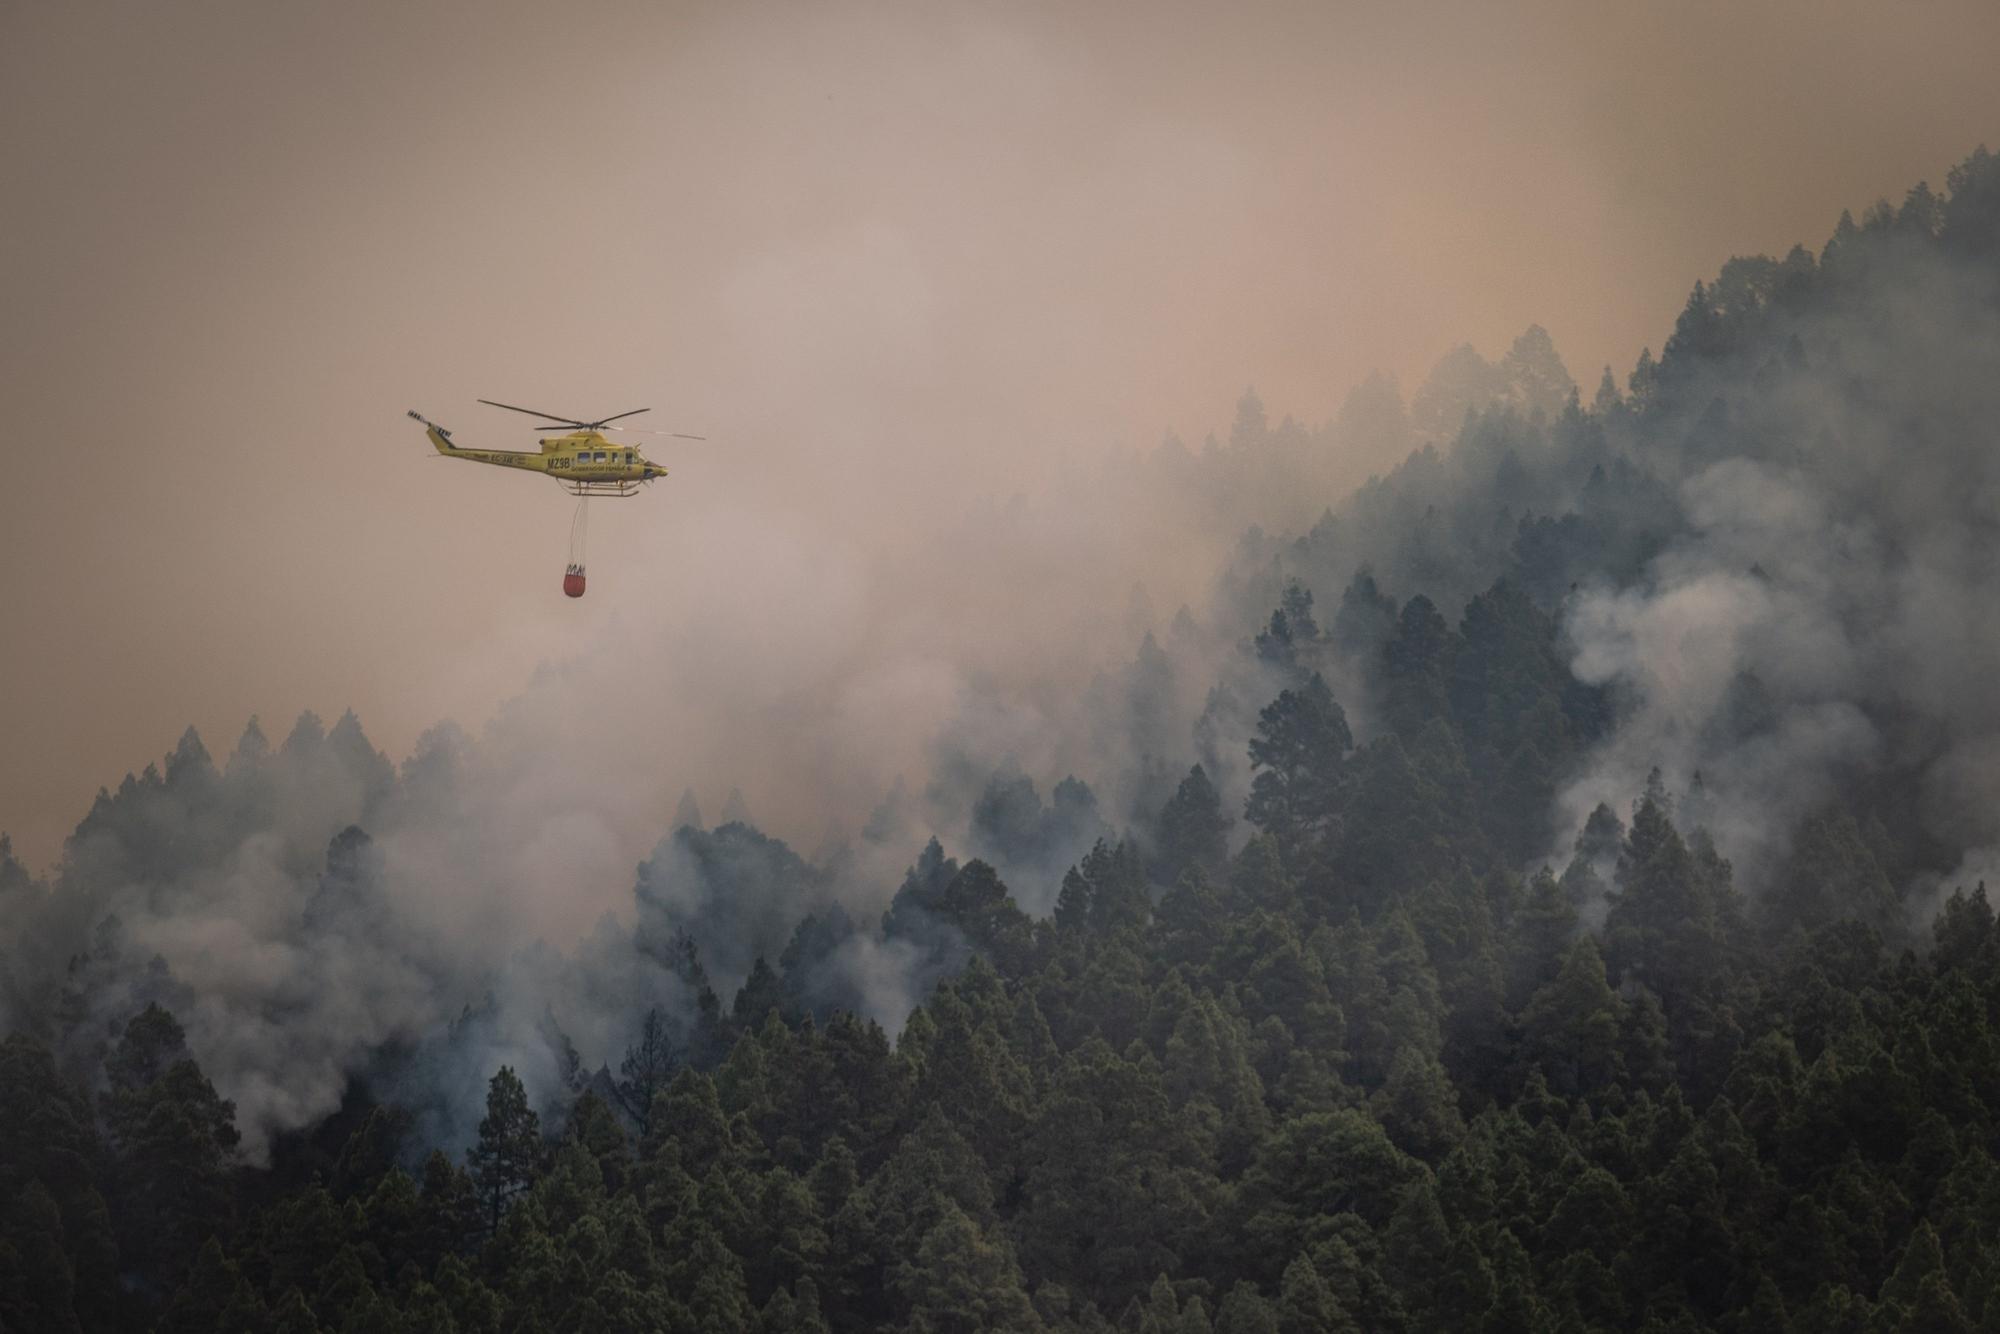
(561, 480, 643, 498)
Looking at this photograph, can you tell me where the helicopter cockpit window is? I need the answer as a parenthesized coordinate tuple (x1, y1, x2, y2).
(624, 451, 635, 463)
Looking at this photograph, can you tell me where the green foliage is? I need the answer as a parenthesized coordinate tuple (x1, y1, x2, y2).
(467, 1066, 540, 1230)
(1518, 936, 1625, 1098)
(1245, 674, 1352, 862)
(1156, 765, 1233, 888)
(100, 1003, 239, 1290)
(1763, 808, 1900, 938)
(893, 1200, 1042, 1332)
(53, 723, 1968, 1331)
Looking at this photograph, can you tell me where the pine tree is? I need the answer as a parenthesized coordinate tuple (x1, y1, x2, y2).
(1085, 840, 1154, 937)
(0, 1179, 82, 1334)
(1371, 1046, 1465, 1161)
(1499, 324, 1575, 420)
(733, 957, 786, 1033)
(617, 1006, 681, 1133)
(1900, 1270, 1973, 1333)
(468, 1066, 541, 1230)
(1214, 1281, 1280, 1334)
(1932, 883, 1994, 972)
(1380, 596, 1456, 741)
(1245, 674, 1352, 860)
(1518, 936, 1625, 1097)
(1157, 765, 1232, 887)
(1277, 1253, 1357, 1333)
(1592, 365, 1623, 414)
(892, 1200, 1042, 1333)
(100, 1004, 239, 1290)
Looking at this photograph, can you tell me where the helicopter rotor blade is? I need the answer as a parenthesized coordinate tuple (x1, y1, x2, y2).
(478, 398, 587, 426)
(593, 408, 651, 426)
(599, 424, 708, 439)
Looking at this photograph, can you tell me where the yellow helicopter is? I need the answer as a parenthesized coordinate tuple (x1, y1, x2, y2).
(407, 399, 705, 498)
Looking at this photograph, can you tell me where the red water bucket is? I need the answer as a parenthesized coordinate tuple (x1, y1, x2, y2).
(562, 564, 586, 598)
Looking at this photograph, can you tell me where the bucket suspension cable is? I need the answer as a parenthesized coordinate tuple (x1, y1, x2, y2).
(563, 496, 589, 598)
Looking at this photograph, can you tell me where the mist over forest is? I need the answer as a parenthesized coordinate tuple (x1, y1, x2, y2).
(5, 149, 2000, 1331)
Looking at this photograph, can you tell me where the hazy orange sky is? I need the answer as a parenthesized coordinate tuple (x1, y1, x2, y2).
(3, 0, 1997, 872)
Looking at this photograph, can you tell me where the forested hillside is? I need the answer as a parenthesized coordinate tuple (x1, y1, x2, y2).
(3, 148, 1999, 1331)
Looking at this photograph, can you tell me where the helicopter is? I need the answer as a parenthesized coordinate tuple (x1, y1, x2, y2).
(406, 399, 705, 498)
(410, 398, 708, 597)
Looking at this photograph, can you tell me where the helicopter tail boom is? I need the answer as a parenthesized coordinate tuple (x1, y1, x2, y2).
(408, 410, 541, 466)
(408, 410, 461, 455)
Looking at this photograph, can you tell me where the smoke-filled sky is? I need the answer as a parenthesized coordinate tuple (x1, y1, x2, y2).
(3, 0, 1996, 872)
